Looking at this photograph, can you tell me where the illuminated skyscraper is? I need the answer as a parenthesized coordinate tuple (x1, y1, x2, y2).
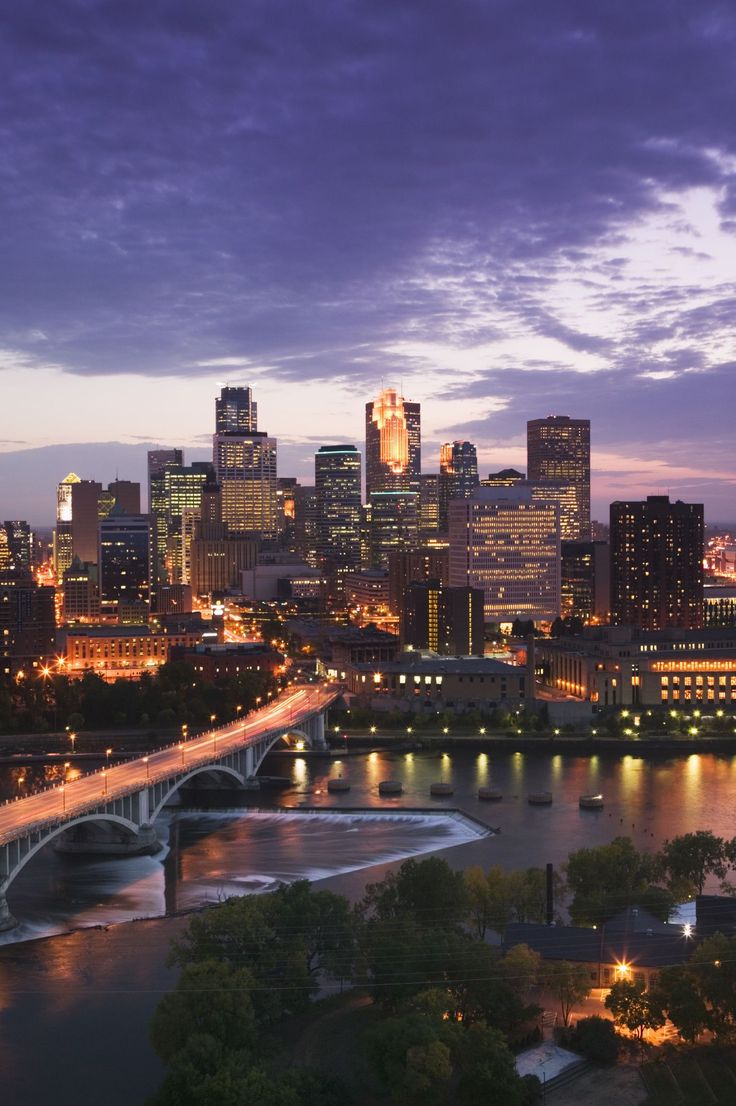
(53, 473, 102, 577)
(610, 496, 704, 630)
(215, 386, 257, 434)
(527, 416, 590, 540)
(449, 487, 561, 624)
(419, 474, 441, 537)
(148, 448, 183, 585)
(213, 431, 278, 538)
(365, 387, 420, 496)
(2, 521, 32, 571)
(439, 440, 479, 529)
(366, 388, 420, 560)
(315, 445, 361, 599)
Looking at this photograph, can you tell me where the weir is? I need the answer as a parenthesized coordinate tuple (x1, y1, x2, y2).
(0, 683, 340, 931)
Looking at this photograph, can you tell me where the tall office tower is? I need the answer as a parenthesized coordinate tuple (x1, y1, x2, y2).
(215, 385, 257, 434)
(3, 521, 33, 570)
(189, 483, 257, 596)
(439, 440, 479, 529)
(163, 462, 213, 582)
(98, 510, 152, 619)
(365, 387, 421, 496)
(213, 431, 278, 538)
(610, 496, 704, 630)
(401, 580, 485, 656)
(107, 480, 141, 515)
(560, 540, 610, 622)
(419, 474, 441, 538)
(0, 568, 56, 679)
(53, 474, 103, 578)
(148, 449, 184, 586)
(277, 477, 298, 550)
(0, 529, 10, 570)
(293, 484, 319, 567)
(180, 508, 200, 585)
(369, 490, 419, 567)
(315, 446, 362, 601)
(62, 558, 100, 623)
(481, 468, 526, 487)
(449, 487, 561, 624)
(527, 416, 591, 539)
(388, 547, 450, 617)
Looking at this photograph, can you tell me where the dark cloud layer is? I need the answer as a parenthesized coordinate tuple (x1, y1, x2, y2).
(0, 1, 735, 515)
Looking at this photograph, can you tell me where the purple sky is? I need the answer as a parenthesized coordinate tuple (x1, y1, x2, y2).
(1, 1, 735, 524)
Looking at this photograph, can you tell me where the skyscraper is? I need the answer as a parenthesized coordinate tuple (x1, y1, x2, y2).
(365, 387, 421, 497)
(189, 483, 258, 596)
(215, 386, 257, 434)
(365, 388, 420, 559)
(213, 431, 278, 538)
(315, 445, 362, 599)
(3, 521, 33, 571)
(54, 474, 103, 577)
(449, 487, 561, 624)
(107, 480, 141, 515)
(610, 495, 704, 630)
(163, 462, 213, 582)
(98, 510, 152, 619)
(527, 416, 591, 540)
(148, 448, 184, 586)
(439, 440, 479, 529)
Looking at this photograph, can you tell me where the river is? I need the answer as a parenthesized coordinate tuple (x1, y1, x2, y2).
(0, 746, 732, 1105)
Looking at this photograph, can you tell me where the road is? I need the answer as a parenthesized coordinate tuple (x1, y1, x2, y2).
(0, 683, 338, 845)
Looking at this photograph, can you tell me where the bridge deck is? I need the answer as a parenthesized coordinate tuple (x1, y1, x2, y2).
(0, 684, 338, 845)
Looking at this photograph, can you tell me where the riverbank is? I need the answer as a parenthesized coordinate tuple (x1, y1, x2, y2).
(327, 729, 736, 755)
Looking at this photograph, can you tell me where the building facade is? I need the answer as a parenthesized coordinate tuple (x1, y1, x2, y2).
(527, 416, 590, 540)
(439, 440, 479, 530)
(401, 580, 485, 656)
(98, 511, 152, 619)
(315, 445, 362, 599)
(215, 385, 258, 434)
(449, 487, 561, 624)
(610, 496, 704, 631)
(213, 431, 278, 539)
(561, 540, 610, 622)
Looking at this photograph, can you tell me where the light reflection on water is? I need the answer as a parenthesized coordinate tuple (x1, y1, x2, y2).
(3, 747, 736, 947)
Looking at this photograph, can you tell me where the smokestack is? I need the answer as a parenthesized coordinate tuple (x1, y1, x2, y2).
(546, 862, 554, 926)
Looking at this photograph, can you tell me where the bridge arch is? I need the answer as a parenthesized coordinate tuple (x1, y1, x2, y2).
(1, 812, 140, 895)
(149, 763, 245, 823)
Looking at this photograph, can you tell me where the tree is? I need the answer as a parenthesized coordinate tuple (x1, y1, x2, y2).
(367, 1011, 454, 1106)
(659, 831, 728, 898)
(464, 865, 513, 938)
(455, 1022, 526, 1106)
(499, 944, 542, 1002)
(561, 1016, 619, 1065)
(652, 965, 709, 1044)
(542, 960, 591, 1027)
(150, 960, 257, 1063)
(361, 857, 469, 929)
(689, 933, 736, 1040)
(565, 837, 669, 925)
(604, 978, 664, 1040)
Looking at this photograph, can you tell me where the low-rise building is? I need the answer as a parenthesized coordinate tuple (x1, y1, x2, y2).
(343, 651, 527, 712)
(59, 624, 202, 680)
(534, 625, 736, 707)
(171, 642, 284, 679)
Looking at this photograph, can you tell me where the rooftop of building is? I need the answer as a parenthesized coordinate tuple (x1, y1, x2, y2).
(352, 651, 521, 675)
(537, 625, 736, 652)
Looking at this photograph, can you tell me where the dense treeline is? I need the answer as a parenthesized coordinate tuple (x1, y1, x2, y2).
(148, 860, 550, 1106)
(0, 662, 275, 734)
(147, 835, 736, 1103)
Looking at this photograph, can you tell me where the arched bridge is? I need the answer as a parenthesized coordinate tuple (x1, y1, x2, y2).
(0, 682, 342, 931)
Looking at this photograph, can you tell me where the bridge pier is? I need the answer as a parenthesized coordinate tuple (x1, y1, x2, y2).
(0, 881, 16, 932)
(308, 711, 327, 750)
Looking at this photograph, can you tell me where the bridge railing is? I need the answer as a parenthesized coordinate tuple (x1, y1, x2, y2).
(0, 685, 342, 844)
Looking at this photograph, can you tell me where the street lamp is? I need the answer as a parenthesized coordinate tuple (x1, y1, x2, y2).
(143, 755, 150, 782)
(179, 743, 185, 766)
(61, 783, 66, 813)
(102, 768, 108, 796)
(70, 732, 77, 754)
(106, 746, 112, 767)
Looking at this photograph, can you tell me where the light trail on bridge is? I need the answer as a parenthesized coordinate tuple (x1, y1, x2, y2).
(0, 683, 338, 845)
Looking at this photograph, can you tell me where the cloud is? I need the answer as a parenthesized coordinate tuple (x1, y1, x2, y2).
(0, 2, 734, 517)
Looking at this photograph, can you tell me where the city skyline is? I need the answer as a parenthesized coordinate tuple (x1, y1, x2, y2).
(1, 3, 735, 522)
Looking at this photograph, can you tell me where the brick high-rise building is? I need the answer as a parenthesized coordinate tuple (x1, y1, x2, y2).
(401, 580, 484, 656)
(610, 495, 704, 630)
